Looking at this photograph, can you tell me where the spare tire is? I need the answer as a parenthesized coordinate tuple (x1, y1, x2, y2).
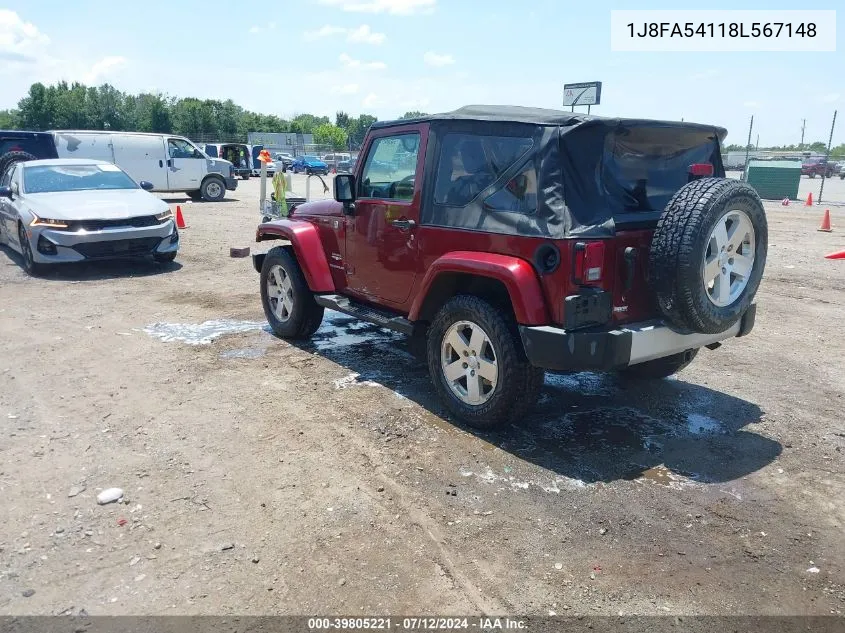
(649, 177, 767, 334)
(0, 151, 37, 179)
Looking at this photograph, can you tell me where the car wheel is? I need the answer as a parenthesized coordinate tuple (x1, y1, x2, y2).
(427, 295, 543, 430)
(241, 174, 250, 181)
(0, 151, 37, 180)
(809, 173, 816, 178)
(260, 246, 324, 339)
(619, 348, 699, 380)
(17, 223, 45, 276)
(200, 177, 226, 202)
(153, 251, 177, 264)
(649, 178, 767, 334)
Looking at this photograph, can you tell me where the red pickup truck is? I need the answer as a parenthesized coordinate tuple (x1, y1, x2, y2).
(801, 157, 835, 178)
(253, 106, 767, 429)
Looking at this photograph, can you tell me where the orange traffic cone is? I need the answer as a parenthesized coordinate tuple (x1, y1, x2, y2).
(175, 205, 187, 229)
(805, 192, 813, 206)
(818, 209, 832, 232)
(825, 249, 845, 260)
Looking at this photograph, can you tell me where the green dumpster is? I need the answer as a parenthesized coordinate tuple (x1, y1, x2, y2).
(745, 160, 802, 200)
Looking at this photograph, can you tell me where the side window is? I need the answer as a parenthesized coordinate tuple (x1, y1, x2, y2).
(433, 133, 533, 207)
(358, 133, 420, 201)
(483, 162, 538, 215)
(168, 139, 198, 159)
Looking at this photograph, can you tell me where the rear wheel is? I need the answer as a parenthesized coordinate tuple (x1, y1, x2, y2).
(260, 247, 324, 339)
(619, 348, 698, 380)
(427, 295, 542, 430)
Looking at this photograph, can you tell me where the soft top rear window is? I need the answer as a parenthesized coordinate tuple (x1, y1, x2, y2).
(600, 125, 722, 214)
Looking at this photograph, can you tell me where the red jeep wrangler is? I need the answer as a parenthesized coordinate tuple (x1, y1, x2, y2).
(253, 106, 767, 429)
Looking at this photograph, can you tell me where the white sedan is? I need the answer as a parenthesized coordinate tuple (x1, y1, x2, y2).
(0, 158, 178, 275)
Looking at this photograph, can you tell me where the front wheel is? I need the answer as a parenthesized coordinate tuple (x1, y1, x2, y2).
(153, 251, 177, 264)
(618, 348, 699, 380)
(260, 247, 324, 339)
(200, 177, 226, 202)
(427, 295, 543, 430)
(17, 223, 45, 276)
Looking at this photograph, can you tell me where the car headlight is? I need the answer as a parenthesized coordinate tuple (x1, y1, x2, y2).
(155, 209, 173, 222)
(30, 214, 69, 228)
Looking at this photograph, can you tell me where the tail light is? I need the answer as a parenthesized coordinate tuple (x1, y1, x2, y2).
(573, 241, 605, 285)
(689, 163, 714, 178)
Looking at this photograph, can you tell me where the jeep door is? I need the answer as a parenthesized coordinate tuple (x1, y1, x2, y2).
(345, 124, 428, 307)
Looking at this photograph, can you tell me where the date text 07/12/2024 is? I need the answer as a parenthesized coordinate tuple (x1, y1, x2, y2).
(307, 617, 527, 630)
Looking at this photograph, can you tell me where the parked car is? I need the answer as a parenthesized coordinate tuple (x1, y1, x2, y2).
(337, 156, 357, 173)
(0, 159, 178, 274)
(1, 130, 60, 179)
(51, 131, 236, 201)
(273, 153, 295, 170)
(291, 155, 329, 175)
(252, 105, 767, 429)
(202, 143, 251, 180)
(801, 157, 835, 178)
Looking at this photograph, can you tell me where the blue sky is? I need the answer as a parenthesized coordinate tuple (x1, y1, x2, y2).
(1, 0, 842, 146)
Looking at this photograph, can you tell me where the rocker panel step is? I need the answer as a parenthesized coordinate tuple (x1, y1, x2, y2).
(314, 294, 414, 336)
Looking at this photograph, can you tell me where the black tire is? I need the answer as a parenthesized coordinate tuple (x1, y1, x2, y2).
(260, 246, 324, 339)
(17, 223, 45, 276)
(200, 177, 226, 202)
(619, 348, 699, 380)
(809, 173, 816, 179)
(0, 151, 37, 180)
(186, 190, 202, 201)
(426, 295, 542, 430)
(153, 251, 177, 264)
(241, 174, 250, 181)
(649, 178, 767, 334)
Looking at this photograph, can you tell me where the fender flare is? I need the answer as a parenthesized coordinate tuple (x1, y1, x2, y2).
(255, 220, 335, 292)
(408, 251, 549, 325)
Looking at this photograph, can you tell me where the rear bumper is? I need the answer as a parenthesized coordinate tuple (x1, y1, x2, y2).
(519, 305, 756, 372)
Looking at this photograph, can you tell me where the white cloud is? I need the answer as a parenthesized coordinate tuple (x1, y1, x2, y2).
(818, 93, 841, 104)
(0, 9, 50, 64)
(318, 0, 436, 15)
(362, 93, 380, 108)
(691, 69, 720, 80)
(304, 24, 386, 44)
(249, 22, 277, 34)
(423, 51, 454, 67)
(743, 101, 760, 109)
(84, 56, 127, 84)
(331, 83, 360, 95)
(339, 52, 386, 70)
(303, 25, 347, 40)
(347, 25, 386, 44)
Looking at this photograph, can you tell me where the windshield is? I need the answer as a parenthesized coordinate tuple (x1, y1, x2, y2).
(24, 164, 139, 193)
(303, 155, 320, 162)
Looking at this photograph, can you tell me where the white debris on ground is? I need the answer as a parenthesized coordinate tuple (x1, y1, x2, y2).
(333, 372, 383, 390)
(141, 320, 268, 345)
(459, 466, 587, 493)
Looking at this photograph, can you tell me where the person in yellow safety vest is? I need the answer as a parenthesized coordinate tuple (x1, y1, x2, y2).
(271, 169, 289, 217)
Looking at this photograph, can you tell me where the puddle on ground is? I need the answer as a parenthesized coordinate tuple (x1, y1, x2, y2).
(686, 413, 724, 435)
(459, 466, 587, 493)
(333, 372, 383, 389)
(544, 372, 616, 396)
(624, 464, 698, 488)
(142, 320, 268, 345)
(312, 310, 404, 352)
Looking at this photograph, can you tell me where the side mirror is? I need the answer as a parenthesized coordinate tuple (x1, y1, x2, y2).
(334, 174, 356, 208)
(0, 186, 12, 199)
(139, 181, 154, 191)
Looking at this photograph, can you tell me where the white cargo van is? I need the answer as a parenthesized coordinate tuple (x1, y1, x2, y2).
(51, 131, 237, 201)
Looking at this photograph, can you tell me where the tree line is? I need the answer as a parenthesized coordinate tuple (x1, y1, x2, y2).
(0, 82, 430, 150)
(724, 141, 845, 156)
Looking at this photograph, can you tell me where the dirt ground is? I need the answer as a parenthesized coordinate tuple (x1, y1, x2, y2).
(1, 175, 843, 617)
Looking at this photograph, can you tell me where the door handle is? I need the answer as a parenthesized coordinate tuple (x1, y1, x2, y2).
(167, 159, 172, 167)
(159, 160, 163, 168)
(391, 218, 416, 230)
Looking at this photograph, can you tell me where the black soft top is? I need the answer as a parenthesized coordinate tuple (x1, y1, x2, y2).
(371, 106, 728, 238)
(372, 105, 727, 139)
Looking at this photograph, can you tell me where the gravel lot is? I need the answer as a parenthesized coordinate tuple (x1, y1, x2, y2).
(1, 175, 843, 616)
